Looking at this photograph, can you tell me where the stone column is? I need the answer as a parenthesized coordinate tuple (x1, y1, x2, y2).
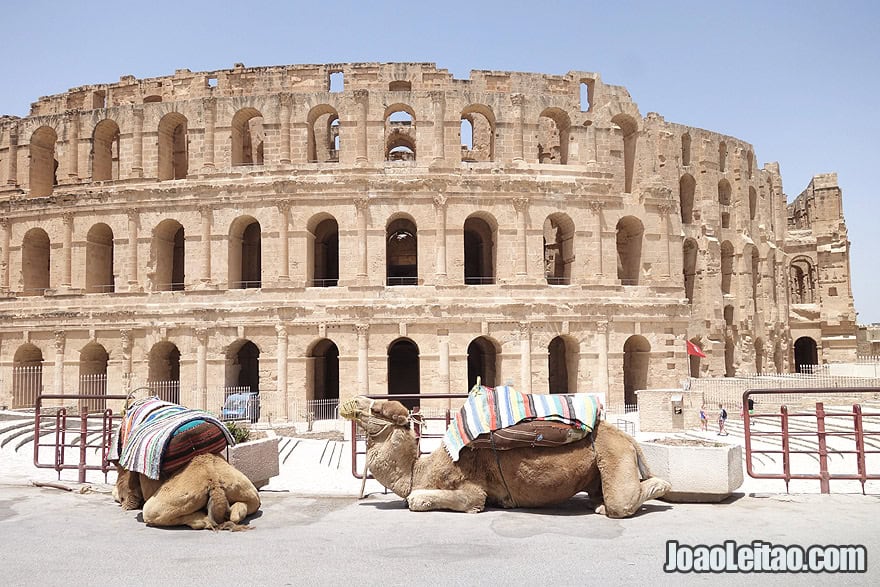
(433, 193, 447, 281)
(590, 200, 605, 276)
(6, 125, 17, 185)
(431, 91, 445, 163)
(596, 321, 609, 396)
(202, 97, 216, 169)
(519, 322, 532, 394)
(354, 195, 369, 282)
(199, 205, 212, 284)
(659, 202, 672, 277)
(0, 218, 9, 291)
(277, 200, 291, 281)
(131, 106, 144, 178)
(53, 331, 65, 395)
(126, 208, 139, 290)
(279, 93, 292, 164)
(438, 329, 450, 395)
(513, 196, 529, 277)
(511, 93, 525, 162)
(276, 324, 289, 419)
(195, 328, 208, 410)
(354, 90, 369, 164)
(356, 324, 369, 395)
(66, 112, 80, 180)
(61, 212, 73, 287)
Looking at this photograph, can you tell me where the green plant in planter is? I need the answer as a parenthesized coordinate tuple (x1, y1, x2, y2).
(225, 420, 251, 444)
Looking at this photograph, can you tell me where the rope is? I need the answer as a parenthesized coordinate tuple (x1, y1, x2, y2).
(489, 430, 516, 508)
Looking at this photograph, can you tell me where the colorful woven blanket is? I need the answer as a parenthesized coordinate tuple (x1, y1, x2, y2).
(442, 385, 602, 462)
(109, 397, 235, 480)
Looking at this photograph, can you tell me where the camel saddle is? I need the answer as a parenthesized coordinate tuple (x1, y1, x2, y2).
(466, 420, 589, 451)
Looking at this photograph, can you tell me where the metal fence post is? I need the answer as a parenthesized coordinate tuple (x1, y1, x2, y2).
(815, 402, 830, 494)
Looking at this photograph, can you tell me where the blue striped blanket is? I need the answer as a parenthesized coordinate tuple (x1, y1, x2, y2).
(443, 386, 602, 462)
(109, 397, 235, 480)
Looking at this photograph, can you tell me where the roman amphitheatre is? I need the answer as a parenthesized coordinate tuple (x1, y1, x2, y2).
(0, 62, 860, 419)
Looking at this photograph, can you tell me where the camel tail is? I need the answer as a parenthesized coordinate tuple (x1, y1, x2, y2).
(207, 484, 230, 526)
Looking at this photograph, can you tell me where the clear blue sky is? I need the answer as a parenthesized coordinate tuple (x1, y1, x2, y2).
(2, 0, 878, 322)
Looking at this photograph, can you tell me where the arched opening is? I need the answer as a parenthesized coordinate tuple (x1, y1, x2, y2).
(724, 337, 735, 377)
(387, 338, 420, 410)
(310, 217, 339, 287)
(543, 213, 574, 285)
(386, 217, 418, 286)
(548, 336, 577, 394)
(152, 220, 185, 291)
(537, 108, 570, 164)
(754, 338, 764, 375)
(231, 108, 264, 166)
(683, 238, 698, 303)
(92, 119, 120, 181)
(681, 133, 691, 166)
(307, 105, 340, 163)
(616, 216, 644, 285)
(720, 241, 734, 295)
(29, 126, 58, 197)
(623, 335, 650, 407)
(790, 257, 816, 304)
(226, 340, 260, 393)
(385, 106, 416, 161)
(679, 174, 695, 224)
(724, 304, 734, 327)
(157, 113, 188, 180)
(464, 215, 495, 285)
(611, 114, 638, 193)
(12, 344, 43, 408)
(749, 186, 758, 221)
(228, 217, 261, 289)
(148, 341, 181, 404)
(309, 339, 339, 404)
(718, 179, 731, 228)
(719, 142, 727, 172)
(467, 337, 498, 389)
(794, 337, 818, 373)
(688, 338, 702, 378)
(21, 227, 50, 296)
(460, 105, 495, 162)
(79, 342, 109, 412)
(85, 223, 114, 293)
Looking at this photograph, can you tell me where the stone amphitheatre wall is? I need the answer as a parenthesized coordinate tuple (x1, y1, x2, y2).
(0, 62, 856, 419)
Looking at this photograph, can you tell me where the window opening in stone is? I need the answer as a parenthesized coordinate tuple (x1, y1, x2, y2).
(548, 336, 576, 394)
(688, 338, 702, 378)
(21, 227, 50, 296)
(467, 337, 497, 389)
(387, 338, 420, 410)
(86, 223, 114, 293)
(683, 238, 697, 304)
(789, 257, 816, 304)
(386, 218, 418, 286)
(231, 108, 264, 166)
(158, 113, 188, 180)
(310, 339, 340, 408)
(228, 218, 261, 289)
(389, 80, 411, 91)
(579, 82, 591, 112)
(794, 337, 818, 373)
(308, 106, 341, 163)
(12, 344, 43, 409)
(206, 77, 218, 89)
(623, 335, 650, 408)
(679, 174, 695, 224)
(29, 126, 57, 197)
(681, 133, 691, 166)
(543, 214, 574, 285)
(611, 114, 638, 192)
(616, 216, 643, 285)
(92, 119, 120, 181)
(719, 142, 727, 172)
(312, 218, 339, 287)
(460, 106, 494, 162)
(92, 90, 106, 109)
(724, 337, 735, 377)
(724, 304, 734, 326)
(386, 108, 416, 161)
(79, 342, 109, 412)
(720, 241, 734, 295)
(330, 118, 340, 158)
(718, 179, 731, 228)
(537, 108, 570, 164)
(464, 216, 495, 285)
(329, 71, 344, 93)
(148, 341, 181, 404)
(153, 220, 185, 291)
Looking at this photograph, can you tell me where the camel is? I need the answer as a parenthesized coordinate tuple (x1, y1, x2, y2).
(341, 396, 672, 518)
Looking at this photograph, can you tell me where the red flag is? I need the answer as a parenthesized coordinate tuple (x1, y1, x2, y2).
(686, 340, 706, 358)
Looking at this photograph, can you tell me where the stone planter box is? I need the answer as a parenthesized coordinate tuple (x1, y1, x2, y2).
(227, 437, 280, 489)
(641, 440, 743, 503)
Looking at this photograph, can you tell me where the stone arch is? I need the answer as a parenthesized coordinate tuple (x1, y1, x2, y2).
(467, 336, 499, 389)
(611, 114, 638, 193)
(720, 240, 734, 295)
(616, 216, 644, 285)
(794, 337, 818, 373)
(85, 223, 114, 293)
(683, 238, 698, 304)
(543, 213, 575, 285)
(12, 343, 43, 408)
(225, 339, 260, 393)
(148, 341, 181, 404)
(789, 256, 816, 304)
(384, 104, 416, 161)
(718, 179, 731, 228)
(679, 174, 695, 224)
(92, 119, 120, 181)
(623, 335, 650, 407)
(21, 227, 50, 296)
(152, 219, 185, 291)
(29, 126, 58, 197)
(464, 213, 497, 285)
(307, 104, 340, 163)
(157, 112, 188, 180)
(228, 216, 261, 289)
(548, 335, 578, 394)
(387, 338, 420, 409)
(460, 104, 495, 162)
(79, 342, 109, 412)
(307, 214, 339, 287)
(386, 215, 418, 286)
(308, 338, 340, 404)
(537, 107, 570, 164)
(231, 107, 264, 166)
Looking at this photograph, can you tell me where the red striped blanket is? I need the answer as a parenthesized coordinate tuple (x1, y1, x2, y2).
(443, 385, 602, 462)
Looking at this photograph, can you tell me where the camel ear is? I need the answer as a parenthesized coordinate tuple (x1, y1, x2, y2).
(376, 400, 410, 426)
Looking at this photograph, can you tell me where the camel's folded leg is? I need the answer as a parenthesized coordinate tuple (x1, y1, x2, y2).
(594, 440, 671, 518)
(208, 456, 261, 522)
(407, 486, 487, 513)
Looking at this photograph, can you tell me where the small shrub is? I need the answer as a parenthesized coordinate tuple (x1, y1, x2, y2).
(225, 420, 251, 444)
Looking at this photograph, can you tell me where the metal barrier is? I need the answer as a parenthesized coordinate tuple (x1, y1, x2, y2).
(743, 388, 880, 494)
(349, 393, 468, 480)
(33, 393, 128, 483)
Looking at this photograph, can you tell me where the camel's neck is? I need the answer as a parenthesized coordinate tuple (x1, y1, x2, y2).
(365, 427, 420, 498)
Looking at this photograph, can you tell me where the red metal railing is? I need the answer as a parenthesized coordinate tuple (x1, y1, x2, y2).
(33, 393, 128, 483)
(743, 388, 880, 494)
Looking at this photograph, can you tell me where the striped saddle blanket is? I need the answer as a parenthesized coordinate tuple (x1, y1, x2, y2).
(109, 397, 235, 480)
(442, 385, 602, 462)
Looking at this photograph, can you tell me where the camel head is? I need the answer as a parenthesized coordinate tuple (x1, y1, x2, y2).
(339, 396, 412, 437)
